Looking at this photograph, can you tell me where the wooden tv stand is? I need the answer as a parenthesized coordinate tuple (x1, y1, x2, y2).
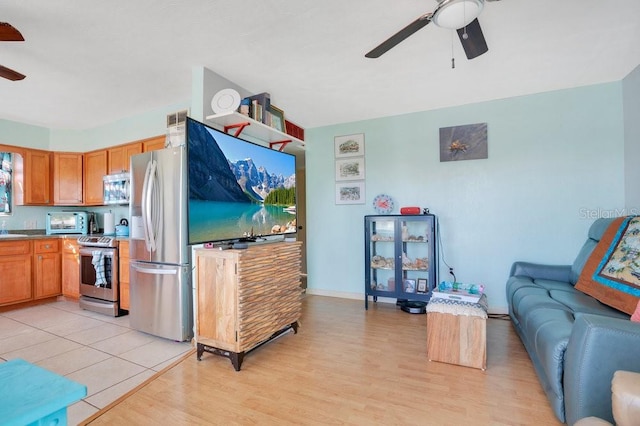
(194, 241, 303, 371)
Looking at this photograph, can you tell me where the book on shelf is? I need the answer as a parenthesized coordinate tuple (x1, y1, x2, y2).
(431, 281, 484, 303)
(245, 92, 270, 124)
(285, 120, 305, 140)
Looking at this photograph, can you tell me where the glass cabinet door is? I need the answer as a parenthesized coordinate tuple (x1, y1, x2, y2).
(367, 218, 396, 294)
(399, 217, 432, 297)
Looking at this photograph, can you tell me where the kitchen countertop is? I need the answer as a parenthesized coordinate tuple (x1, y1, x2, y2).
(0, 232, 130, 241)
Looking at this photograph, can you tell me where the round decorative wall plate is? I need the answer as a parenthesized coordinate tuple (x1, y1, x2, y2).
(211, 88, 241, 114)
(373, 194, 394, 214)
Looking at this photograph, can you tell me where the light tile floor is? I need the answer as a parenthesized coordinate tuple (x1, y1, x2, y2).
(0, 300, 193, 425)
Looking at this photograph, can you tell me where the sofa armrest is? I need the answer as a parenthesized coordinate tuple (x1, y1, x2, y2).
(564, 314, 640, 425)
(509, 261, 572, 282)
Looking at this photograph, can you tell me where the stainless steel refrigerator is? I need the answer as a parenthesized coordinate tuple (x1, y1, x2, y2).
(129, 146, 193, 341)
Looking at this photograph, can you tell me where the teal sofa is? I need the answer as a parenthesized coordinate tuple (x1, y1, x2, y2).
(506, 218, 640, 425)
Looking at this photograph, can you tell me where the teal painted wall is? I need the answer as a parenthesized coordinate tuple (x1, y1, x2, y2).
(623, 64, 640, 211)
(306, 83, 625, 311)
(0, 119, 49, 149)
(48, 101, 190, 151)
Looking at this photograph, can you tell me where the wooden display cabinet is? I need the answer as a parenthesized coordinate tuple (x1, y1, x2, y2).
(194, 241, 302, 371)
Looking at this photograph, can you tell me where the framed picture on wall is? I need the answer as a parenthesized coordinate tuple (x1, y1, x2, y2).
(335, 157, 365, 181)
(334, 133, 365, 158)
(335, 181, 365, 205)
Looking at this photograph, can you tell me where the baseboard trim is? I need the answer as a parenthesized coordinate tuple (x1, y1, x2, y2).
(304, 288, 509, 314)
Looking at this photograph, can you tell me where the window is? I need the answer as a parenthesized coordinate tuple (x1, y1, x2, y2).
(0, 152, 13, 215)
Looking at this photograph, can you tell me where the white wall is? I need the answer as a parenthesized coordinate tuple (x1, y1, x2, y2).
(305, 82, 626, 312)
(623, 64, 640, 212)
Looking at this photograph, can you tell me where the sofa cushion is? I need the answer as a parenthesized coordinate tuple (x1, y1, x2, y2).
(576, 217, 640, 315)
(550, 289, 629, 319)
(512, 289, 569, 319)
(524, 308, 574, 399)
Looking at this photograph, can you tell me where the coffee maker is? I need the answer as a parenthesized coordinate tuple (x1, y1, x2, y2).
(87, 212, 98, 234)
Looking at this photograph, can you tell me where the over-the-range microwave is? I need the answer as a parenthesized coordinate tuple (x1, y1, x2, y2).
(103, 172, 130, 205)
(45, 211, 88, 235)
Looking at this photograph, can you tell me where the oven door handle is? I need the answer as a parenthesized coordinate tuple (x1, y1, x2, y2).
(130, 263, 178, 275)
(79, 248, 116, 257)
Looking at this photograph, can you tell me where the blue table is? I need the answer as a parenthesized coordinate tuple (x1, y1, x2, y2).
(0, 358, 87, 426)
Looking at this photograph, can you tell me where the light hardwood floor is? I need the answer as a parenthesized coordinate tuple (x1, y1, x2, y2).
(84, 295, 561, 425)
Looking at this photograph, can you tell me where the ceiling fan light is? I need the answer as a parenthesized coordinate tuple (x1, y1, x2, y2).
(433, 0, 484, 29)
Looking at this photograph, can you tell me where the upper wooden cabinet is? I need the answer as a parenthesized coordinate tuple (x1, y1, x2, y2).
(142, 136, 166, 152)
(53, 152, 83, 205)
(84, 149, 108, 206)
(16, 149, 52, 205)
(108, 142, 142, 174)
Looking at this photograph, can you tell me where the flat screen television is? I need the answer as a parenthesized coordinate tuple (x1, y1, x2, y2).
(186, 117, 297, 246)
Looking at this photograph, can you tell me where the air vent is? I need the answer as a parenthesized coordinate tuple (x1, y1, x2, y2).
(166, 109, 188, 147)
(166, 109, 188, 127)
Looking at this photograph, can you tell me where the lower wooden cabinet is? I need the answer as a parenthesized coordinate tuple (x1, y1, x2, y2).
(61, 238, 80, 299)
(119, 240, 130, 310)
(0, 241, 32, 305)
(194, 242, 303, 371)
(34, 239, 61, 299)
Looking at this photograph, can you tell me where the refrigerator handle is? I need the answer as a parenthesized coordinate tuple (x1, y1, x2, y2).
(141, 159, 157, 252)
(130, 263, 178, 275)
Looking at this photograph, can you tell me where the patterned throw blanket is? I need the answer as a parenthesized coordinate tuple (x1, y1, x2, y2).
(91, 250, 107, 286)
(576, 216, 640, 315)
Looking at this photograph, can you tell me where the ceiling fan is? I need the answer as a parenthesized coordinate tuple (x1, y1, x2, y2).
(365, 0, 500, 60)
(0, 22, 25, 81)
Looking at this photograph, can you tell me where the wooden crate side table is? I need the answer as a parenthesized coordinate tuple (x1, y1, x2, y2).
(426, 294, 487, 370)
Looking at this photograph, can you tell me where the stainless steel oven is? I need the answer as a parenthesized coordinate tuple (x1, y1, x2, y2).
(78, 235, 126, 317)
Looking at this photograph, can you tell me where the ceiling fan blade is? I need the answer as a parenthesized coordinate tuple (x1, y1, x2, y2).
(365, 13, 433, 58)
(0, 65, 25, 81)
(0, 22, 24, 41)
(456, 18, 488, 60)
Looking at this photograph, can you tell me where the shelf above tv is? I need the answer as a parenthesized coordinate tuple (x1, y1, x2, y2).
(205, 111, 305, 152)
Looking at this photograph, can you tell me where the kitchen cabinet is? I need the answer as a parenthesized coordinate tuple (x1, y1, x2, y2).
(194, 242, 302, 371)
(364, 214, 437, 309)
(0, 240, 32, 305)
(118, 239, 130, 310)
(34, 239, 61, 299)
(142, 135, 166, 152)
(53, 152, 83, 205)
(16, 149, 52, 205)
(108, 142, 142, 174)
(61, 238, 80, 299)
(83, 149, 108, 205)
